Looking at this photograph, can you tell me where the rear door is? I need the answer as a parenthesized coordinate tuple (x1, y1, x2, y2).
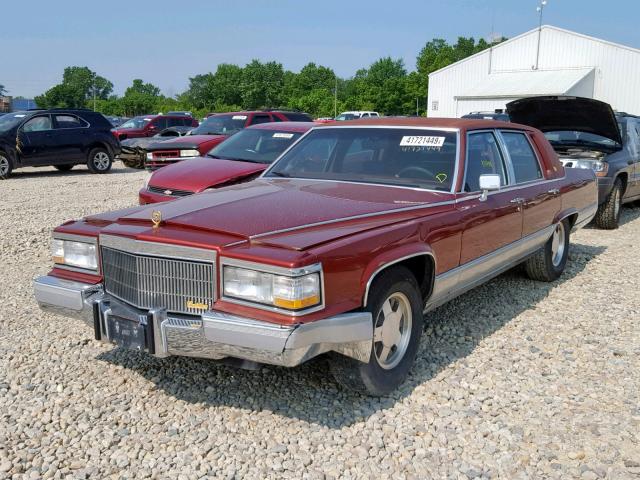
(498, 129, 560, 237)
(17, 114, 56, 165)
(51, 114, 88, 163)
(458, 130, 522, 264)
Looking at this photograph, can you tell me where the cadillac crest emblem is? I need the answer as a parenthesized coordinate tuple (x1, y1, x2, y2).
(151, 210, 162, 228)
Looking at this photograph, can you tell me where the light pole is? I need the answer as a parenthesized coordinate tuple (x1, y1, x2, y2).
(534, 0, 547, 70)
(334, 76, 338, 118)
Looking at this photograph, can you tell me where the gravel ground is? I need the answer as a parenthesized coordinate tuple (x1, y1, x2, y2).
(0, 165, 639, 479)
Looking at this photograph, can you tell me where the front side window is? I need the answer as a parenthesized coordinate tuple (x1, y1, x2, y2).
(119, 116, 152, 129)
(22, 115, 52, 132)
(266, 127, 458, 192)
(501, 132, 543, 183)
(464, 132, 507, 192)
(153, 118, 169, 130)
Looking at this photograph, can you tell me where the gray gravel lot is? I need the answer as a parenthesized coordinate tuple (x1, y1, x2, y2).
(0, 165, 639, 479)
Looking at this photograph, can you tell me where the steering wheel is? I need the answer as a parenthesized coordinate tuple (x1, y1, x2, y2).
(397, 166, 436, 180)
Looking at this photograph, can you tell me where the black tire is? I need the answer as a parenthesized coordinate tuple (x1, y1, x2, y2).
(524, 219, 570, 282)
(87, 147, 112, 174)
(594, 178, 622, 229)
(0, 152, 12, 179)
(54, 164, 74, 172)
(329, 266, 424, 396)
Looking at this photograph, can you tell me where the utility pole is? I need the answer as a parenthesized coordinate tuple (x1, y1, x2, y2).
(534, 0, 547, 70)
(416, 98, 419, 116)
(93, 79, 96, 111)
(334, 76, 338, 118)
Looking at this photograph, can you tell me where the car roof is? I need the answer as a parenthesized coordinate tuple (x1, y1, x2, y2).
(316, 116, 533, 131)
(246, 121, 314, 132)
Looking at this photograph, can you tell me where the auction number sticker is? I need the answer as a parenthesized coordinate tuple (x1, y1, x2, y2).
(399, 136, 445, 147)
(232, 115, 248, 120)
(273, 132, 294, 139)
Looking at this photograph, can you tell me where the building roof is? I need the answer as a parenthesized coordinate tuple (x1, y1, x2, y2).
(456, 68, 594, 99)
(429, 25, 640, 78)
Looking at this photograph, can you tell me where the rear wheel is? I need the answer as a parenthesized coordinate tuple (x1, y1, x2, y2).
(54, 164, 74, 172)
(87, 148, 112, 174)
(329, 266, 424, 396)
(594, 178, 622, 229)
(524, 219, 570, 282)
(0, 153, 12, 179)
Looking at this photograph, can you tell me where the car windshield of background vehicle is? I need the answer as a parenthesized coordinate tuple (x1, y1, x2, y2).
(119, 116, 152, 129)
(544, 130, 619, 148)
(208, 129, 303, 164)
(0, 112, 28, 132)
(335, 113, 357, 121)
(266, 127, 458, 191)
(191, 115, 246, 135)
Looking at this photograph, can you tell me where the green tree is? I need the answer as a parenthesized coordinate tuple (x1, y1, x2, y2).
(35, 66, 113, 109)
(120, 79, 163, 115)
(240, 60, 284, 109)
(0, 84, 6, 96)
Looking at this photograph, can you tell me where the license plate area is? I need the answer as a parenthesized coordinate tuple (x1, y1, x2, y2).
(107, 315, 147, 351)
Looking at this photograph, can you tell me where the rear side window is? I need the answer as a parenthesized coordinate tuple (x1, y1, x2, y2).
(250, 114, 272, 125)
(501, 132, 543, 183)
(464, 132, 507, 192)
(54, 115, 87, 129)
(283, 112, 313, 122)
(153, 118, 169, 130)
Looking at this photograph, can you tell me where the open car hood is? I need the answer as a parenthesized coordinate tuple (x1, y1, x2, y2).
(506, 96, 623, 152)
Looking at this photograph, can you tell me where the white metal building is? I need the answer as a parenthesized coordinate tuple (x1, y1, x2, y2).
(427, 25, 640, 118)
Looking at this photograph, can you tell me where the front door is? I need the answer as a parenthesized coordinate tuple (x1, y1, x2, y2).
(626, 119, 640, 199)
(458, 131, 522, 265)
(17, 115, 56, 165)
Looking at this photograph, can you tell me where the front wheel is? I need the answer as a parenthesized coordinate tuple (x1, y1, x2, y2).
(87, 148, 112, 174)
(524, 219, 570, 282)
(0, 152, 13, 179)
(329, 266, 424, 396)
(594, 178, 622, 229)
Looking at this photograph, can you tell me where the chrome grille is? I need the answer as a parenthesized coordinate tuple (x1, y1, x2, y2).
(147, 185, 194, 197)
(101, 247, 215, 315)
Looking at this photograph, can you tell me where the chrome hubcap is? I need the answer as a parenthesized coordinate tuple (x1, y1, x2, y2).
(551, 222, 566, 267)
(0, 156, 9, 177)
(373, 292, 412, 370)
(93, 152, 110, 170)
(613, 188, 620, 218)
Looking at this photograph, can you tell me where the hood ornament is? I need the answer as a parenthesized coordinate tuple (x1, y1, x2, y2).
(151, 210, 162, 228)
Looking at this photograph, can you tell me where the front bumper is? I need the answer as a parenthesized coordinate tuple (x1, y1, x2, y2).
(34, 276, 373, 367)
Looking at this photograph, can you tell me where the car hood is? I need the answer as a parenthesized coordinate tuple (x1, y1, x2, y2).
(506, 96, 623, 151)
(148, 157, 267, 192)
(146, 134, 227, 151)
(90, 179, 453, 251)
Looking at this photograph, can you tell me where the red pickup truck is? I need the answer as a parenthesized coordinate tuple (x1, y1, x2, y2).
(34, 118, 596, 395)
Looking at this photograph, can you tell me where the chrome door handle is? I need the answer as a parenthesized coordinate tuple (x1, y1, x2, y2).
(548, 188, 560, 195)
(510, 197, 525, 204)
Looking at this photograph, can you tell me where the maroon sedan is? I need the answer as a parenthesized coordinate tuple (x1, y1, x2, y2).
(139, 122, 312, 204)
(112, 114, 198, 141)
(144, 111, 313, 169)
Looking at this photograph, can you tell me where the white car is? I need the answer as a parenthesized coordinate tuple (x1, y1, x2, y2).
(335, 111, 380, 121)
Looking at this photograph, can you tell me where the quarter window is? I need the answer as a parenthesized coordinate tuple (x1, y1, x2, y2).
(22, 116, 52, 132)
(501, 132, 543, 183)
(251, 114, 272, 125)
(464, 132, 507, 192)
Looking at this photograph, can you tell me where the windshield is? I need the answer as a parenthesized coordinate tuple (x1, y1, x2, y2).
(191, 114, 247, 135)
(544, 130, 619, 147)
(265, 127, 457, 191)
(0, 112, 28, 132)
(208, 128, 303, 164)
(335, 113, 357, 121)
(118, 116, 153, 129)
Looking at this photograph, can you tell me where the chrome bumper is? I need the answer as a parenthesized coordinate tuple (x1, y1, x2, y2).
(33, 276, 372, 367)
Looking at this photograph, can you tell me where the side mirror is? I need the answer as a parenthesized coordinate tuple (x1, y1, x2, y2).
(479, 174, 501, 201)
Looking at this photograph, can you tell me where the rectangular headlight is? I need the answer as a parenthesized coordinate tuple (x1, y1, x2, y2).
(51, 237, 98, 271)
(222, 263, 322, 312)
(180, 149, 200, 157)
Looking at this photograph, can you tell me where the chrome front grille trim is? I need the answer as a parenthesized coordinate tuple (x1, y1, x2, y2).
(99, 235, 216, 315)
(147, 185, 194, 197)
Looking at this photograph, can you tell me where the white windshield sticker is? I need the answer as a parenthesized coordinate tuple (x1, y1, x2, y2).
(13, 114, 26, 118)
(273, 132, 294, 139)
(399, 136, 445, 147)
(232, 115, 248, 120)
(143, 118, 152, 121)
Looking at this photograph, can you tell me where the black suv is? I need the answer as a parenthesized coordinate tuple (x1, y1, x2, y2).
(0, 109, 121, 178)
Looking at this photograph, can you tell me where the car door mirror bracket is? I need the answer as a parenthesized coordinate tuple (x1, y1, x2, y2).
(479, 174, 501, 201)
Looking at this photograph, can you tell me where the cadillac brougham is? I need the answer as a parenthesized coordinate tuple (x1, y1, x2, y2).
(34, 118, 597, 395)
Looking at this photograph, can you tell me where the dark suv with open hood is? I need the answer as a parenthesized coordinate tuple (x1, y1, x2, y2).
(508, 96, 640, 229)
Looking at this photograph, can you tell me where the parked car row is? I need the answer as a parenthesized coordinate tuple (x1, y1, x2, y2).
(34, 115, 601, 396)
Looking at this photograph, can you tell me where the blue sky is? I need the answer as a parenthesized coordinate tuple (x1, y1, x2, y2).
(1, 0, 638, 98)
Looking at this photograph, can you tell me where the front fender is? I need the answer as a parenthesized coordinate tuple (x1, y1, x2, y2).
(361, 244, 435, 307)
